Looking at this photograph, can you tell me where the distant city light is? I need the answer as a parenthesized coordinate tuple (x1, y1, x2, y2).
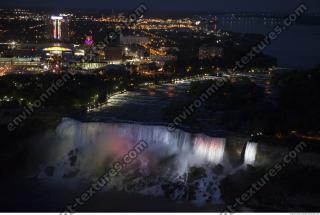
(75, 49, 85, 56)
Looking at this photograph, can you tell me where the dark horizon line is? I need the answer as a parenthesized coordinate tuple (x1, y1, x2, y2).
(0, 5, 318, 15)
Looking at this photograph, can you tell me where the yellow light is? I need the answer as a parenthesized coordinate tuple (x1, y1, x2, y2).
(43, 47, 72, 52)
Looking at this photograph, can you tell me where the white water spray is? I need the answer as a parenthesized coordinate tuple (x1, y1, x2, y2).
(194, 135, 226, 164)
(244, 142, 258, 166)
(32, 118, 258, 206)
(40, 118, 227, 179)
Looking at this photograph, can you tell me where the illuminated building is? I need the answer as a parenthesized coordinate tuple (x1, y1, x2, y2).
(43, 46, 72, 56)
(51, 16, 63, 40)
(0, 57, 41, 66)
(84, 36, 94, 46)
(0, 65, 11, 76)
(42, 45, 74, 73)
(46, 15, 69, 41)
(74, 49, 85, 56)
(77, 62, 107, 70)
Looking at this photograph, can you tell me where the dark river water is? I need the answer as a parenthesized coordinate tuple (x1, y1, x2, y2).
(217, 18, 320, 69)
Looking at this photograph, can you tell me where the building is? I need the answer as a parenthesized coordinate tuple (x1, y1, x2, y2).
(0, 44, 42, 68)
(0, 57, 41, 67)
(199, 45, 223, 60)
(51, 16, 63, 40)
(47, 15, 69, 41)
(84, 36, 94, 46)
(41, 44, 76, 72)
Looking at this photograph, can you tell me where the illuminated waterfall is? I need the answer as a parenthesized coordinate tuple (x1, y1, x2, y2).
(55, 118, 226, 162)
(56, 118, 193, 151)
(40, 118, 228, 181)
(34, 118, 233, 205)
(244, 142, 258, 165)
(194, 135, 226, 164)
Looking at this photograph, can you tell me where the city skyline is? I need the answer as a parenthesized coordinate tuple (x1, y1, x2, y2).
(1, 0, 320, 13)
(0, 0, 320, 213)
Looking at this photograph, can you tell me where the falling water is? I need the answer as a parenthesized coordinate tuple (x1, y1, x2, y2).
(194, 135, 226, 164)
(40, 118, 228, 178)
(33, 118, 241, 206)
(244, 142, 258, 165)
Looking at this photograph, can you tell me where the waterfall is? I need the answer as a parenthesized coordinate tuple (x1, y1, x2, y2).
(40, 118, 228, 180)
(34, 118, 240, 205)
(244, 142, 258, 166)
(194, 135, 226, 164)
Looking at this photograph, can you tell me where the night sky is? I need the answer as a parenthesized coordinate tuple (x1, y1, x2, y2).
(0, 0, 320, 12)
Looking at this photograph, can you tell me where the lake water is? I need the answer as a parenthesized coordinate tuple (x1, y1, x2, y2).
(217, 18, 320, 69)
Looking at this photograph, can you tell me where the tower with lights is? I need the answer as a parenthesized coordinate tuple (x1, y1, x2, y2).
(46, 15, 69, 42)
(51, 16, 63, 40)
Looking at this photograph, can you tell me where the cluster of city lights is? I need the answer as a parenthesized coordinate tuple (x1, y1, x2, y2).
(0, 65, 11, 76)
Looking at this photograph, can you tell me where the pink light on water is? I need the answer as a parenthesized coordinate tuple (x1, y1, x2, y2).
(194, 136, 225, 164)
